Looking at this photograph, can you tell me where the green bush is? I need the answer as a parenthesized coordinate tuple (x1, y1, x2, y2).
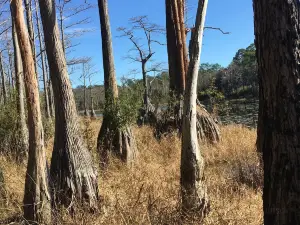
(0, 96, 19, 156)
(104, 81, 143, 130)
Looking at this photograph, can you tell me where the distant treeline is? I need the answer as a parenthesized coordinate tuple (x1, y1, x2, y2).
(73, 43, 258, 111)
(198, 43, 258, 100)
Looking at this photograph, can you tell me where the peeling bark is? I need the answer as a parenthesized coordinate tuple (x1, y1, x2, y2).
(11, 0, 51, 223)
(181, 0, 209, 218)
(11, 6, 29, 161)
(164, 0, 219, 143)
(24, 0, 38, 88)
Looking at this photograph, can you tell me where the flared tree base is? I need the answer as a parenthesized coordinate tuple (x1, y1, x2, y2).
(97, 119, 137, 168)
(154, 102, 221, 143)
(50, 140, 99, 211)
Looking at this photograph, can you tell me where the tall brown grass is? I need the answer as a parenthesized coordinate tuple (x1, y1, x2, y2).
(0, 120, 262, 224)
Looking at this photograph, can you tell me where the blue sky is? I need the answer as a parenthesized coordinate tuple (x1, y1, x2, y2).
(67, 0, 254, 87)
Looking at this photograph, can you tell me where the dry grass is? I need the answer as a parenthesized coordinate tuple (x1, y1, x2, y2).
(0, 120, 262, 224)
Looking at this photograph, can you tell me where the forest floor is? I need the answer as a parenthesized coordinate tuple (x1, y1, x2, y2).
(0, 119, 262, 225)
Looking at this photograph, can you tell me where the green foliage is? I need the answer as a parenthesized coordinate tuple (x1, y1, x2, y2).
(119, 81, 144, 126)
(199, 78, 224, 103)
(198, 63, 223, 92)
(198, 43, 258, 99)
(104, 81, 143, 130)
(0, 94, 20, 156)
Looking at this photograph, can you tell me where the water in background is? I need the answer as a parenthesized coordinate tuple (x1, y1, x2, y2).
(79, 99, 259, 128)
(205, 99, 259, 128)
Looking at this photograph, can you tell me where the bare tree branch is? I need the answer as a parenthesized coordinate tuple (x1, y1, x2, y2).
(204, 26, 230, 34)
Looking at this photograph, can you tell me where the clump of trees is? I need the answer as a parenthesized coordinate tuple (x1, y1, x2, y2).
(199, 43, 258, 100)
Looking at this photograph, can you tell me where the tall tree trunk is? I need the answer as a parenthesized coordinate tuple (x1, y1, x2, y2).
(90, 91, 96, 118)
(11, 6, 29, 162)
(38, 0, 98, 209)
(24, 0, 38, 88)
(181, 0, 209, 219)
(254, 0, 300, 224)
(142, 61, 150, 115)
(160, 0, 220, 143)
(166, 0, 187, 96)
(8, 51, 15, 90)
(44, 49, 55, 118)
(10, 0, 51, 223)
(83, 74, 89, 116)
(34, 0, 50, 119)
(0, 52, 7, 104)
(97, 0, 137, 167)
(48, 79, 55, 118)
(59, 9, 66, 55)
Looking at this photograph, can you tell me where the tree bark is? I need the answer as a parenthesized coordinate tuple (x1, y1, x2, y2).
(34, 0, 51, 119)
(181, 0, 209, 218)
(97, 0, 137, 166)
(0, 52, 7, 104)
(24, 0, 38, 88)
(8, 51, 15, 90)
(83, 72, 89, 117)
(166, 0, 187, 96)
(10, 0, 51, 223)
(254, 0, 300, 224)
(59, 8, 66, 55)
(11, 5, 29, 162)
(162, 0, 220, 143)
(45, 50, 55, 118)
(38, 0, 99, 209)
(90, 92, 96, 118)
(142, 61, 151, 115)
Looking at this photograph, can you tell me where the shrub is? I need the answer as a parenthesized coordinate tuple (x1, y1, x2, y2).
(0, 97, 20, 156)
(229, 153, 263, 191)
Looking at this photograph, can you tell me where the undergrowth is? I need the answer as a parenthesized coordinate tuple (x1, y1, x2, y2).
(0, 121, 262, 224)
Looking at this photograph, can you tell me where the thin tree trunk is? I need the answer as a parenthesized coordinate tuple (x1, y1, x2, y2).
(90, 92, 96, 118)
(0, 52, 7, 104)
(142, 61, 149, 114)
(97, 0, 137, 166)
(8, 51, 15, 90)
(59, 8, 66, 55)
(24, 0, 38, 88)
(11, 0, 51, 223)
(38, 0, 99, 209)
(254, 0, 300, 224)
(83, 73, 89, 116)
(34, 0, 50, 119)
(44, 49, 55, 118)
(181, 0, 209, 219)
(11, 6, 29, 161)
(48, 79, 55, 118)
